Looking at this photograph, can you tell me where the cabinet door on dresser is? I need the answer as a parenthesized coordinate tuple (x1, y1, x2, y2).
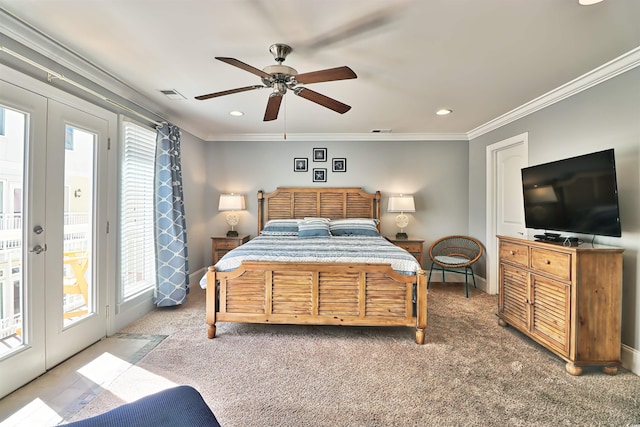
(530, 274, 570, 356)
(498, 263, 528, 331)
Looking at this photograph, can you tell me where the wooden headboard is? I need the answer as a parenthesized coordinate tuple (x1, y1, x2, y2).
(257, 187, 381, 234)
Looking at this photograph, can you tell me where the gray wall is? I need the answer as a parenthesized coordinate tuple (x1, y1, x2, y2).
(469, 67, 640, 351)
(199, 139, 469, 270)
(179, 130, 209, 274)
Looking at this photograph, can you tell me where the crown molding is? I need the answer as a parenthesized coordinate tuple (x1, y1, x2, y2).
(204, 132, 469, 142)
(467, 46, 640, 140)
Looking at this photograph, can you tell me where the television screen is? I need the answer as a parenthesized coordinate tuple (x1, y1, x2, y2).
(521, 148, 621, 237)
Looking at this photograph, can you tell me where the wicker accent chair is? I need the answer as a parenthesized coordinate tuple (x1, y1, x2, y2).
(427, 236, 483, 298)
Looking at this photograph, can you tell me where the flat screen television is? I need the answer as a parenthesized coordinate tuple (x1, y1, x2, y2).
(521, 148, 622, 237)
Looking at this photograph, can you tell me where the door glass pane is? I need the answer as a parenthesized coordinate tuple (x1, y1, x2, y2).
(63, 125, 95, 324)
(0, 106, 26, 357)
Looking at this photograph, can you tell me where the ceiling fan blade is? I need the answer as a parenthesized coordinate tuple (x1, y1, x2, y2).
(301, 5, 404, 50)
(264, 93, 283, 121)
(195, 85, 264, 100)
(294, 88, 351, 114)
(295, 66, 357, 84)
(215, 57, 272, 79)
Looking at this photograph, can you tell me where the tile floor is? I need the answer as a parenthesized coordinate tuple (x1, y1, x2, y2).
(0, 334, 165, 426)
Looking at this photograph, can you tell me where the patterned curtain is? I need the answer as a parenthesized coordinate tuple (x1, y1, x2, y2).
(154, 122, 189, 306)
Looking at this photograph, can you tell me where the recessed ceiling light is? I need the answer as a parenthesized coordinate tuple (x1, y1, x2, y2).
(436, 109, 452, 116)
(229, 111, 244, 117)
(579, 0, 603, 5)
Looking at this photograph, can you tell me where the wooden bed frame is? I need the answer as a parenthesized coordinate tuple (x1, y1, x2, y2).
(206, 187, 428, 344)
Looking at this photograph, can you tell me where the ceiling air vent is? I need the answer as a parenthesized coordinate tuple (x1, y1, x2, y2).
(160, 89, 186, 100)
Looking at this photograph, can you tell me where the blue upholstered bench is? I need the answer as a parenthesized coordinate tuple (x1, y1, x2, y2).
(63, 385, 221, 426)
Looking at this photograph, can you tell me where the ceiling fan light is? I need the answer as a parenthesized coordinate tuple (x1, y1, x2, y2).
(436, 108, 452, 116)
(578, 0, 603, 4)
(229, 111, 244, 116)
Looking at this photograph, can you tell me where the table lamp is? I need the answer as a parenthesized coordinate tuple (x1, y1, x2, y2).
(387, 194, 415, 239)
(218, 193, 246, 237)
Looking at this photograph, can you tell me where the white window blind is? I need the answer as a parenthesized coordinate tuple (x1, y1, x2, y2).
(120, 120, 156, 300)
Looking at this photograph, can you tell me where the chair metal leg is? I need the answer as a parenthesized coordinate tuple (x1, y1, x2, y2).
(427, 263, 435, 288)
(464, 268, 469, 298)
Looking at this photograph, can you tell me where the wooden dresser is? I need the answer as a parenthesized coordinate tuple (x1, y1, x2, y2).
(497, 235, 623, 375)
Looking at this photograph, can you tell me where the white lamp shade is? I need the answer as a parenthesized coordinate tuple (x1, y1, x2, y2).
(218, 193, 246, 211)
(387, 195, 415, 213)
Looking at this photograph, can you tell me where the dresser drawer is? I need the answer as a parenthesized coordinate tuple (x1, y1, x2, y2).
(530, 248, 571, 281)
(499, 241, 528, 267)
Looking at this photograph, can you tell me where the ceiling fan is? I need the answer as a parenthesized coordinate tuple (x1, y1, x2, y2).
(195, 43, 357, 121)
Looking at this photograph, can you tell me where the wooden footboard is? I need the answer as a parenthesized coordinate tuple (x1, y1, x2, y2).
(206, 262, 428, 344)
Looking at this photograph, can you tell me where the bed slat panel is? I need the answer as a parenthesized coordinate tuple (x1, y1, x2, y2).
(318, 272, 360, 316)
(365, 272, 408, 318)
(225, 271, 266, 314)
(272, 271, 313, 315)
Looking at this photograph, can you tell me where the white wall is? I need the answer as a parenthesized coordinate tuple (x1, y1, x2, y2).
(199, 139, 470, 270)
(468, 67, 640, 355)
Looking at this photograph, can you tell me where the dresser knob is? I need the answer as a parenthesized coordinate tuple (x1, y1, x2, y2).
(545, 260, 551, 265)
(510, 251, 515, 256)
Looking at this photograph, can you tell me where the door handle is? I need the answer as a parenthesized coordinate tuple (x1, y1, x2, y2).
(30, 244, 46, 254)
(34, 225, 44, 234)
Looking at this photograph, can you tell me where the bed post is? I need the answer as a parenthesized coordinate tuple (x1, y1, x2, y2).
(257, 190, 265, 235)
(415, 269, 427, 344)
(206, 266, 217, 339)
(374, 191, 381, 224)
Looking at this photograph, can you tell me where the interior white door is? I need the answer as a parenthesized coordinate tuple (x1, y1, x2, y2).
(496, 145, 527, 238)
(485, 133, 528, 295)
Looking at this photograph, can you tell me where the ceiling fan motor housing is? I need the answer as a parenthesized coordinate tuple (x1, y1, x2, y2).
(269, 43, 292, 63)
(262, 64, 298, 92)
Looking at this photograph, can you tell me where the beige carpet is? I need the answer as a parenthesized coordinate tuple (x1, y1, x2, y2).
(67, 282, 640, 426)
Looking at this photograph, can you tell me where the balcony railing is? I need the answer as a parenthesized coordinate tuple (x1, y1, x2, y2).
(0, 313, 21, 339)
(0, 213, 22, 231)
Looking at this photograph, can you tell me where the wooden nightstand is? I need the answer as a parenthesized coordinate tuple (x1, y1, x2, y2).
(386, 236, 424, 266)
(211, 234, 250, 265)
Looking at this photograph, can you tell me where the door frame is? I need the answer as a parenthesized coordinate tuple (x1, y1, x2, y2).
(485, 132, 528, 295)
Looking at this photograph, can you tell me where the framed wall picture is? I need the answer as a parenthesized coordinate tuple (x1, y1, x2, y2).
(313, 148, 327, 162)
(294, 158, 308, 172)
(313, 168, 327, 182)
(332, 158, 346, 172)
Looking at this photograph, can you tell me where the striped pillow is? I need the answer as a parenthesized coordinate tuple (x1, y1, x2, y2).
(298, 219, 331, 237)
(329, 218, 380, 236)
(261, 219, 299, 236)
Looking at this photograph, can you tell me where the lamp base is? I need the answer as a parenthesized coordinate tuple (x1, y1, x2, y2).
(395, 232, 408, 239)
(226, 230, 239, 237)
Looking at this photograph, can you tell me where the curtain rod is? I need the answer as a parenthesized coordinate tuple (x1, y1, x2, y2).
(0, 43, 163, 127)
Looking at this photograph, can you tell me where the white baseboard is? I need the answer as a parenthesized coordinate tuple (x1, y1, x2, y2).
(622, 344, 640, 375)
(428, 271, 490, 293)
(190, 267, 206, 288)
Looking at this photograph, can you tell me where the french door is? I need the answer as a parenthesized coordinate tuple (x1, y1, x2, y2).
(0, 77, 112, 398)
